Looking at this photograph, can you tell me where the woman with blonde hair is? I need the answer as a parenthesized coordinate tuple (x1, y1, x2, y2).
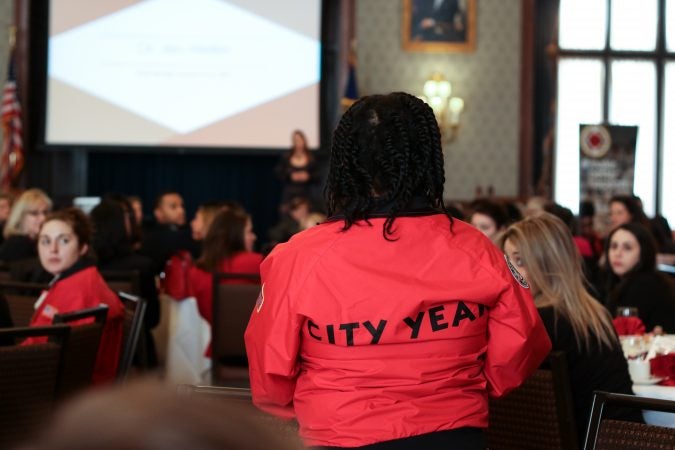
(500, 213, 642, 441)
(0, 188, 52, 262)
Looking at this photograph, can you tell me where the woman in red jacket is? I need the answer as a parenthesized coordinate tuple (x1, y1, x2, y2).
(29, 208, 124, 384)
(187, 208, 262, 326)
(245, 92, 551, 449)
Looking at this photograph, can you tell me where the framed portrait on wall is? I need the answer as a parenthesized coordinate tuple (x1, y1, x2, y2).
(402, 0, 476, 53)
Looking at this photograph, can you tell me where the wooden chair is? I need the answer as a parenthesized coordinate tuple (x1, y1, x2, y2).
(0, 325, 70, 448)
(53, 305, 108, 399)
(100, 269, 141, 296)
(116, 292, 147, 382)
(0, 262, 11, 282)
(0, 280, 48, 327)
(487, 352, 578, 450)
(178, 385, 301, 445)
(211, 272, 261, 387)
(584, 391, 675, 450)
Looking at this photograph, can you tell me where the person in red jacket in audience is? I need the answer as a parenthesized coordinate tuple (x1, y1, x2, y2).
(245, 92, 551, 449)
(187, 208, 262, 327)
(27, 208, 124, 384)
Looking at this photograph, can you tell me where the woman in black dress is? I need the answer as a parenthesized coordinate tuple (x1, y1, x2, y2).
(501, 213, 642, 442)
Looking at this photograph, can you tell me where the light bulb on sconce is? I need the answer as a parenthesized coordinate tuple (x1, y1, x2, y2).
(420, 73, 465, 143)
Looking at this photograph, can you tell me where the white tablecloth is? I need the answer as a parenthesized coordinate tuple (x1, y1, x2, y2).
(633, 384, 675, 428)
(154, 294, 211, 385)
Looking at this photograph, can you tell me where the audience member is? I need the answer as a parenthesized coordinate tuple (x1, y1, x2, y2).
(608, 195, 651, 232)
(267, 196, 311, 247)
(468, 198, 510, 244)
(501, 214, 642, 442)
(140, 191, 197, 274)
(301, 212, 327, 230)
(503, 200, 524, 224)
(90, 199, 160, 367)
(127, 195, 145, 228)
(524, 195, 549, 218)
(604, 223, 675, 333)
(0, 188, 52, 262)
(245, 92, 550, 449)
(579, 200, 604, 258)
(35, 381, 302, 450)
(190, 200, 242, 242)
(26, 208, 124, 383)
(276, 130, 319, 210)
(187, 209, 262, 327)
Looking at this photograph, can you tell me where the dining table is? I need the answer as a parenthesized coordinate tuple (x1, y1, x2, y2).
(624, 334, 675, 428)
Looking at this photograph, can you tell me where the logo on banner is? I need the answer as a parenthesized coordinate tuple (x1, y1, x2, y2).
(580, 125, 611, 158)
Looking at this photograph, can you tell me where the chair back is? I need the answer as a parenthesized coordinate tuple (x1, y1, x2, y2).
(116, 292, 147, 381)
(53, 305, 109, 399)
(0, 262, 11, 282)
(100, 269, 140, 296)
(487, 351, 578, 450)
(211, 273, 261, 385)
(0, 281, 48, 327)
(0, 325, 70, 448)
(584, 391, 675, 450)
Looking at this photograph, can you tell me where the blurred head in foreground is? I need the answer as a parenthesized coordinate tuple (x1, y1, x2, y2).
(36, 382, 302, 450)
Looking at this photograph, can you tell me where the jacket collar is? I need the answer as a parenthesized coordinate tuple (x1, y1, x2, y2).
(326, 196, 442, 222)
(49, 256, 96, 287)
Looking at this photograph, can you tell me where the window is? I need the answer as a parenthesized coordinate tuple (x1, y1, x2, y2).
(555, 0, 674, 227)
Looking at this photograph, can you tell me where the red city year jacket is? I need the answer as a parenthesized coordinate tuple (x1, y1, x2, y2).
(245, 213, 551, 448)
(27, 266, 125, 384)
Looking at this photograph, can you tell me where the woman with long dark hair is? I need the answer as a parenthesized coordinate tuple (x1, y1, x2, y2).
(245, 92, 550, 449)
(604, 222, 675, 333)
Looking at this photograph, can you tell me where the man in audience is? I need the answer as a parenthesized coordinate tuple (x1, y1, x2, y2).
(140, 191, 197, 274)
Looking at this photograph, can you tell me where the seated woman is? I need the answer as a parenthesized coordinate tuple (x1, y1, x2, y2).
(604, 223, 675, 333)
(468, 198, 510, 245)
(90, 199, 160, 367)
(190, 200, 238, 243)
(187, 208, 262, 326)
(0, 188, 52, 263)
(501, 213, 642, 441)
(27, 208, 124, 384)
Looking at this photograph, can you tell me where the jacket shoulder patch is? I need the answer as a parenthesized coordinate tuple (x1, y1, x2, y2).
(255, 284, 265, 313)
(504, 254, 529, 289)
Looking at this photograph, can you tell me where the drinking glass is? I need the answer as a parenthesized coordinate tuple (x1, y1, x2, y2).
(616, 306, 639, 318)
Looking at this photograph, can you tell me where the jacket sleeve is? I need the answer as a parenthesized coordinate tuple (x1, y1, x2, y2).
(483, 254, 552, 398)
(244, 251, 303, 420)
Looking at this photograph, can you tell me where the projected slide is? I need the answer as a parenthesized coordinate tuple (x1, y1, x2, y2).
(46, 0, 321, 149)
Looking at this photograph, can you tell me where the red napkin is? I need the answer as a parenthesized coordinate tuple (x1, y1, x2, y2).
(613, 316, 646, 336)
(650, 354, 675, 386)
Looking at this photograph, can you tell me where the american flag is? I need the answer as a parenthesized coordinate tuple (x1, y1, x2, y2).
(1, 49, 24, 189)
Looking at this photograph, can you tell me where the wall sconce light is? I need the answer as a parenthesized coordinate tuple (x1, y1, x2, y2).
(420, 73, 465, 143)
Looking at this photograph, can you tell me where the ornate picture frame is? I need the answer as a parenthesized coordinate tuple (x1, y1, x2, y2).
(402, 0, 477, 53)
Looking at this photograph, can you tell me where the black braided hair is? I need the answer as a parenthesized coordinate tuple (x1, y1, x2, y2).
(324, 92, 453, 240)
